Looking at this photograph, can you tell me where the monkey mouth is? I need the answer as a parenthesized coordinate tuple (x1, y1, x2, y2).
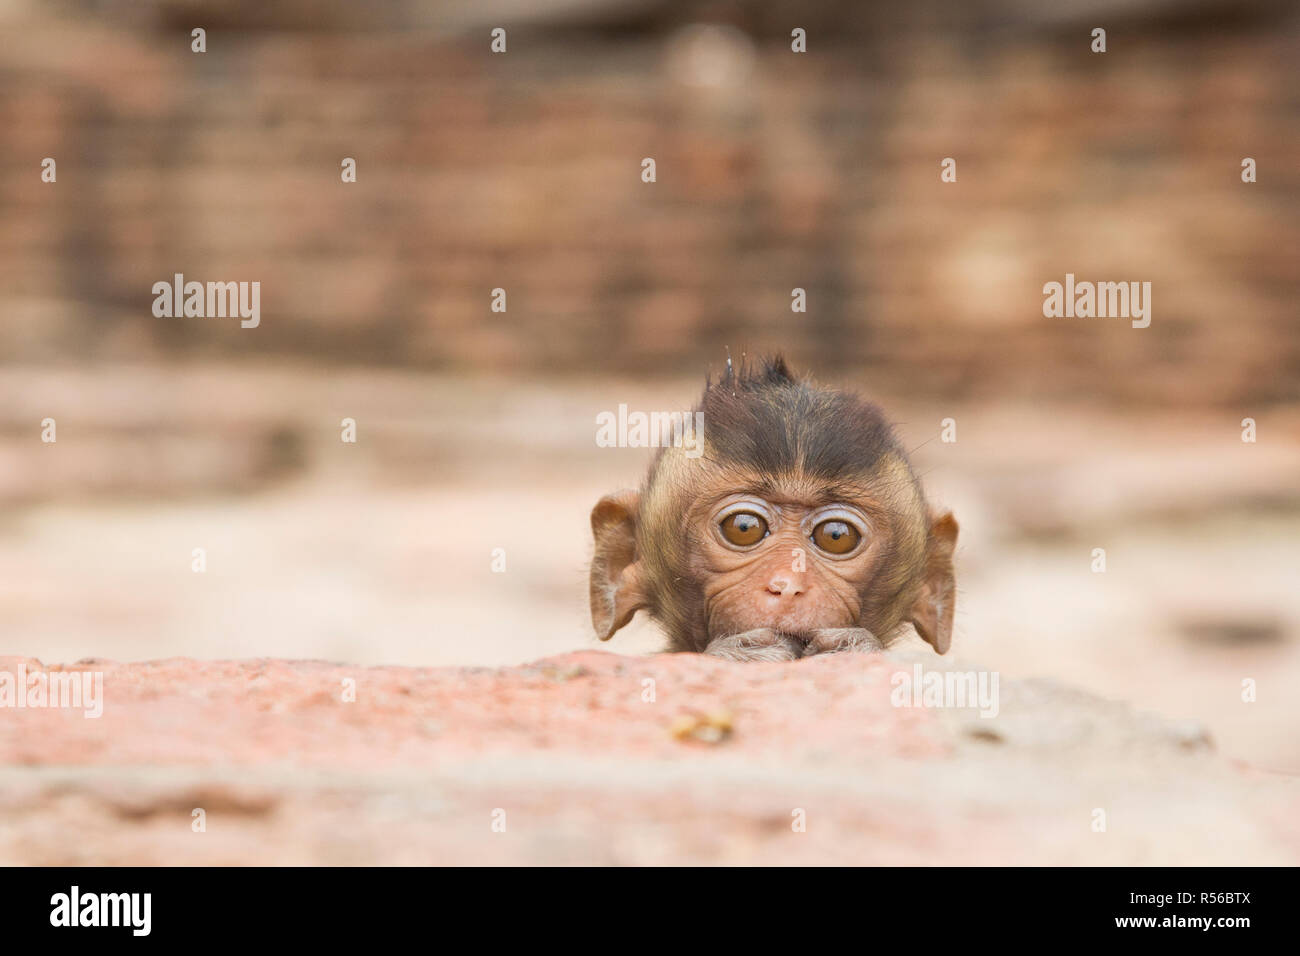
(774, 629, 833, 660)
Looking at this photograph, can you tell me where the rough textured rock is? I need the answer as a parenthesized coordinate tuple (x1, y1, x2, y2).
(2, 650, 1295, 865)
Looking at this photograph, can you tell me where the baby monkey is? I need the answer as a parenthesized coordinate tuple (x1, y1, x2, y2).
(589, 356, 958, 661)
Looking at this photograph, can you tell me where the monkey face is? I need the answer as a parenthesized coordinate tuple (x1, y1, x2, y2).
(696, 493, 880, 642)
(592, 462, 954, 658)
(589, 357, 959, 658)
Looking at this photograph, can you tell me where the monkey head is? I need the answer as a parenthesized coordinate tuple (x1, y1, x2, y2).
(589, 357, 958, 660)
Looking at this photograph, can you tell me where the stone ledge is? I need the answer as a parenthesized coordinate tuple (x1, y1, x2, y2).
(1, 651, 1295, 865)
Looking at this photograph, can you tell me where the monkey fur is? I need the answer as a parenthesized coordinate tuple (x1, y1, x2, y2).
(590, 356, 958, 661)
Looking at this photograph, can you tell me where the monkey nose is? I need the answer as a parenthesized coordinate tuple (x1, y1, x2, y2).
(766, 577, 805, 597)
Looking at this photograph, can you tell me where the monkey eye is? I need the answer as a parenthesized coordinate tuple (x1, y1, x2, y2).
(719, 511, 768, 547)
(812, 519, 861, 555)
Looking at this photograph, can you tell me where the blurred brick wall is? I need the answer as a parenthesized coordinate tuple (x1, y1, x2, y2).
(1, 0, 1297, 406)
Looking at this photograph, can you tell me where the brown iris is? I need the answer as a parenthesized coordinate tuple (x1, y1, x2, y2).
(812, 519, 860, 554)
(720, 512, 768, 546)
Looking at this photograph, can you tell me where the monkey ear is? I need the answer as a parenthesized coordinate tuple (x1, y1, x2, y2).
(589, 490, 649, 641)
(909, 511, 958, 655)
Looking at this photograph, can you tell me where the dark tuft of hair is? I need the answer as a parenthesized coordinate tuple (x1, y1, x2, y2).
(710, 353, 798, 392)
(698, 354, 903, 482)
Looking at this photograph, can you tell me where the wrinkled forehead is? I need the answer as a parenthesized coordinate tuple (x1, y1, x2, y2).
(646, 444, 924, 520)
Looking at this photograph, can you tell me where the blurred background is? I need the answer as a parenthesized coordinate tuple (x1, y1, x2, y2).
(0, 0, 1297, 769)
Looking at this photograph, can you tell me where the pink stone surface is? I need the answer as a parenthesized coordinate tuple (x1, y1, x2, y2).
(2, 651, 1296, 865)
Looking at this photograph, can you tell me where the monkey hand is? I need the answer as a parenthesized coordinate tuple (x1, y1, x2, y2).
(799, 627, 884, 657)
(705, 628, 804, 662)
